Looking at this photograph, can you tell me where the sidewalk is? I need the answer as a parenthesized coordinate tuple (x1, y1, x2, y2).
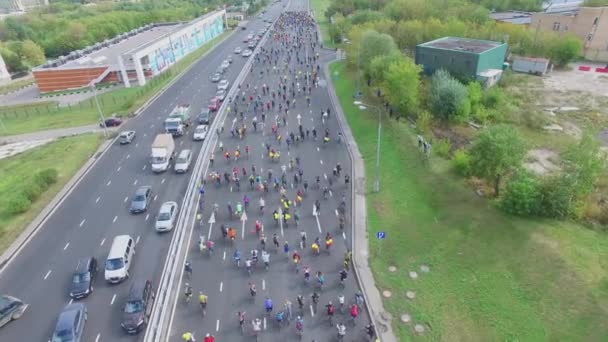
(324, 63, 397, 341)
(0, 124, 109, 144)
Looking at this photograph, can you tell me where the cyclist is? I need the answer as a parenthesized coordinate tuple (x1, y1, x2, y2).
(184, 283, 193, 302)
(252, 317, 262, 334)
(350, 304, 358, 322)
(275, 310, 285, 326)
(237, 311, 246, 333)
(339, 269, 348, 285)
(336, 322, 346, 340)
(205, 239, 215, 254)
(233, 249, 241, 267)
(228, 227, 236, 241)
(259, 197, 265, 213)
(265, 297, 273, 314)
(251, 249, 259, 264)
(273, 233, 280, 250)
(245, 258, 253, 275)
(198, 292, 208, 316)
(300, 230, 307, 248)
(365, 324, 376, 340)
(182, 331, 195, 342)
(255, 220, 262, 235)
(338, 294, 345, 313)
(316, 271, 325, 289)
(355, 292, 364, 309)
(296, 295, 305, 312)
(295, 316, 304, 335)
(249, 282, 257, 298)
(203, 333, 214, 342)
(283, 241, 289, 256)
(311, 292, 320, 308)
(292, 250, 301, 265)
(303, 266, 311, 282)
(184, 260, 193, 278)
(261, 250, 270, 269)
(311, 241, 319, 255)
(326, 301, 335, 324)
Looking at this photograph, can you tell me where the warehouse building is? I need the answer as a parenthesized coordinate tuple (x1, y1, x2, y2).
(32, 9, 226, 93)
(415, 37, 508, 87)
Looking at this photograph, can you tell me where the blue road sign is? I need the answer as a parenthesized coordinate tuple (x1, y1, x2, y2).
(376, 231, 386, 239)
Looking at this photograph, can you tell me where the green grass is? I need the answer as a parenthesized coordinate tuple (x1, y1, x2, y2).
(0, 78, 35, 96)
(330, 61, 608, 341)
(0, 30, 232, 137)
(310, 0, 334, 48)
(0, 134, 103, 254)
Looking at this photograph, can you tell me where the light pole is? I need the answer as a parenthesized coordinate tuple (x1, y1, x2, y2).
(354, 101, 381, 193)
(91, 84, 108, 138)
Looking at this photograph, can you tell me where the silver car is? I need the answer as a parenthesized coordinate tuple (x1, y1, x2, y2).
(217, 79, 229, 91)
(51, 303, 87, 342)
(220, 60, 230, 69)
(210, 73, 221, 82)
(174, 149, 192, 173)
(119, 131, 136, 144)
(216, 89, 227, 101)
(0, 295, 27, 328)
(234, 46, 242, 54)
(242, 49, 252, 57)
(155, 201, 178, 232)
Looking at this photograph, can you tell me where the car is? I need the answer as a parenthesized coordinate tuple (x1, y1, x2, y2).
(220, 60, 230, 69)
(258, 30, 265, 36)
(216, 89, 227, 101)
(69, 257, 98, 299)
(208, 97, 221, 111)
(119, 130, 135, 144)
(242, 49, 252, 57)
(227, 55, 233, 64)
(248, 41, 256, 49)
(197, 108, 211, 124)
(240, 25, 246, 30)
(0, 295, 27, 328)
(155, 201, 178, 232)
(193, 124, 209, 141)
(234, 46, 242, 54)
(51, 303, 87, 342)
(101, 117, 122, 127)
(247, 33, 253, 40)
(217, 79, 229, 91)
(130, 186, 152, 214)
(243, 35, 250, 42)
(216, 65, 226, 74)
(174, 149, 192, 174)
(121, 280, 154, 334)
(210, 73, 221, 82)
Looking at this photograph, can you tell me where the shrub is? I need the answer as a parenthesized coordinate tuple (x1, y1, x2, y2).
(452, 149, 471, 176)
(500, 170, 542, 216)
(433, 138, 451, 158)
(22, 181, 43, 202)
(430, 69, 470, 122)
(6, 193, 31, 215)
(35, 168, 58, 187)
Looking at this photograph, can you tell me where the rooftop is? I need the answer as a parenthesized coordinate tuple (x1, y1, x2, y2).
(489, 11, 532, 25)
(418, 37, 503, 54)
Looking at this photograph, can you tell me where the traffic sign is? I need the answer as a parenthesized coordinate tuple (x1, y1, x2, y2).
(376, 231, 386, 239)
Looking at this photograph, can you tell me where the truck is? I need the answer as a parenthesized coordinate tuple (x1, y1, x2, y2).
(151, 134, 175, 173)
(164, 104, 191, 136)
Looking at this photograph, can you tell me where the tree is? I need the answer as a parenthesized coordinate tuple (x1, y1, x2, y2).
(368, 52, 401, 84)
(359, 29, 398, 76)
(20, 40, 46, 68)
(500, 170, 542, 215)
(429, 69, 470, 121)
(469, 124, 526, 196)
(381, 56, 421, 117)
(561, 133, 605, 196)
(549, 35, 581, 67)
(0, 44, 21, 72)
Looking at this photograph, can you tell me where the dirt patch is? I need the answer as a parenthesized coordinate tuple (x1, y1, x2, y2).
(523, 149, 561, 176)
(562, 121, 582, 140)
(432, 125, 471, 151)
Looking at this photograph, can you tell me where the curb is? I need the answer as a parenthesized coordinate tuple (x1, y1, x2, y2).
(0, 135, 114, 273)
(324, 61, 398, 342)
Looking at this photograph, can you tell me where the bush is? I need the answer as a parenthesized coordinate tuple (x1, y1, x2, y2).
(539, 175, 581, 219)
(35, 168, 58, 187)
(6, 193, 31, 215)
(452, 149, 471, 176)
(430, 69, 470, 122)
(22, 181, 43, 202)
(500, 170, 542, 216)
(433, 138, 451, 158)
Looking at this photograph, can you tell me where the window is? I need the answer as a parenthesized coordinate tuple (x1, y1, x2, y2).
(552, 22, 561, 31)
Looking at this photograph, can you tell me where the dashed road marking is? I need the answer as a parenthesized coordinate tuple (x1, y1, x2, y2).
(317, 147, 320, 152)
(262, 279, 266, 290)
(342, 231, 346, 240)
(335, 209, 339, 217)
(110, 294, 116, 305)
(63, 242, 70, 251)
(95, 196, 101, 203)
(117, 166, 121, 172)
(219, 281, 223, 292)
(79, 219, 86, 227)
(69, 299, 73, 305)
(161, 178, 166, 184)
(263, 317, 267, 330)
(136, 235, 140, 244)
(324, 173, 327, 180)
(142, 165, 147, 171)
(113, 216, 118, 223)
(145, 214, 150, 221)
(329, 190, 333, 197)
(95, 334, 101, 342)
(44, 270, 52, 280)
(216, 319, 220, 332)
(133, 179, 138, 186)
(153, 195, 158, 201)
(223, 251, 226, 261)
(124, 196, 128, 203)
(320, 160, 323, 165)
(106, 180, 112, 186)
(100, 238, 106, 246)
(135, 143, 138, 148)
(126, 154, 130, 159)
(309, 305, 315, 317)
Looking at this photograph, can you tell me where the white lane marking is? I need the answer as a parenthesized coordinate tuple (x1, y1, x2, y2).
(95, 334, 101, 342)
(136, 235, 141, 244)
(263, 317, 267, 330)
(317, 147, 320, 152)
(110, 294, 116, 305)
(100, 238, 106, 246)
(126, 154, 130, 159)
(324, 173, 328, 180)
(113, 216, 118, 223)
(335, 209, 339, 217)
(79, 219, 86, 227)
(329, 190, 333, 197)
(69, 299, 73, 305)
(142, 165, 147, 171)
(219, 281, 223, 292)
(63, 242, 69, 250)
(44, 270, 52, 280)
(216, 319, 220, 332)
(106, 180, 111, 186)
(161, 178, 166, 184)
(95, 196, 100, 203)
(320, 160, 323, 165)
(124, 196, 128, 203)
(145, 214, 150, 221)
(310, 305, 315, 317)
(223, 250, 226, 261)
(117, 166, 121, 172)
(133, 179, 138, 186)
(342, 231, 346, 240)
(135, 143, 138, 148)
(262, 279, 266, 290)
(153, 195, 158, 201)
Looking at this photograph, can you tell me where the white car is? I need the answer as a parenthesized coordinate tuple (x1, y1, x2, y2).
(210, 73, 221, 82)
(242, 49, 252, 57)
(174, 149, 192, 173)
(155, 201, 178, 232)
(216, 89, 227, 101)
(193, 125, 208, 141)
(217, 79, 229, 91)
(234, 46, 242, 54)
(220, 60, 230, 69)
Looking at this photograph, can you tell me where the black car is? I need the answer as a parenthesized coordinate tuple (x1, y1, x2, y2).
(100, 117, 122, 127)
(0, 295, 28, 328)
(121, 280, 154, 334)
(69, 257, 98, 299)
(197, 109, 211, 124)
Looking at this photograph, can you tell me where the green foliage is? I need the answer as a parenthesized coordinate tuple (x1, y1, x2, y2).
(582, 0, 608, 7)
(561, 133, 606, 197)
(359, 29, 399, 77)
(452, 148, 472, 176)
(381, 56, 421, 117)
(6, 193, 31, 215)
(349, 10, 385, 24)
(430, 69, 470, 122)
(368, 53, 401, 84)
(470, 124, 526, 196)
(433, 138, 452, 158)
(36, 168, 59, 187)
(539, 175, 580, 219)
(416, 110, 432, 134)
(500, 170, 542, 215)
(473, 0, 543, 11)
(549, 36, 582, 67)
(0, 40, 45, 72)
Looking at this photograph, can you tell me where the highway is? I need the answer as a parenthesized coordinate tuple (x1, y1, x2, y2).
(166, 0, 372, 341)
(0, 2, 285, 341)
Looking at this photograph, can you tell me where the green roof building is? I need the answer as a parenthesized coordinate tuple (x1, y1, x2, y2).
(415, 37, 508, 87)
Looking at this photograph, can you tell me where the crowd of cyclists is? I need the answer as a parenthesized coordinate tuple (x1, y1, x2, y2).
(181, 8, 377, 342)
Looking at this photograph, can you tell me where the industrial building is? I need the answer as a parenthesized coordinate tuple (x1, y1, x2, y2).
(32, 9, 227, 93)
(415, 37, 508, 87)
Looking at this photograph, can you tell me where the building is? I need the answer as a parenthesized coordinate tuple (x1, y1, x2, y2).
(489, 11, 532, 25)
(415, 37, 508, 87)
(512, 56, 551, 75)
(531, 6, 608, 62)
(542, 0, 583, 14)
(32, 9, 226, 93)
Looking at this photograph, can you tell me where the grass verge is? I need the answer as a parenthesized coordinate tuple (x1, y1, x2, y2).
(0, 134, 103, 254)
(330, 61, 608, 341)
(0, 30, 232, 137)
(0, 78, 35, 96)
(310, 0, 334, 48)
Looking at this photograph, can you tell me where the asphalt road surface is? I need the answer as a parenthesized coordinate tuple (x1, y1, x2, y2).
(167, 1, 372, 341)
(0, 2, 285, 341)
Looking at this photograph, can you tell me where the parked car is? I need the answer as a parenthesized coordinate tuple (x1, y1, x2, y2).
(155, 201, 179, 232)
(234, 46, 242, 54)
(0, 295, 27, 329)
(193, 125, 208, 141)
(174, 150, 192, 174)
(197, 109, 211, 124)
(216, 89, 227, 101)
(242, 49, 252, 57)
(101, 117, 122, 127)
(119, 131, 136, 144)
(208, 97, 221, 111)
(121, 280, 154, 334)
(210, 73, 221, 82)
(130, 186, 152, 214)
(217, 79, 229, 91)
(69, 257, 98, 299)
(51, 303, 87, 342)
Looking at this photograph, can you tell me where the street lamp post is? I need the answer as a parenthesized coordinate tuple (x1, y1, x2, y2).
(354, 101, 381, 193)
(91, 84, 108, 138)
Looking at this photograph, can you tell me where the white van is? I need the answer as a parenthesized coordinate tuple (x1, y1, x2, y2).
(104, 235, 135, 284)
(174, 149, 192, 173)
